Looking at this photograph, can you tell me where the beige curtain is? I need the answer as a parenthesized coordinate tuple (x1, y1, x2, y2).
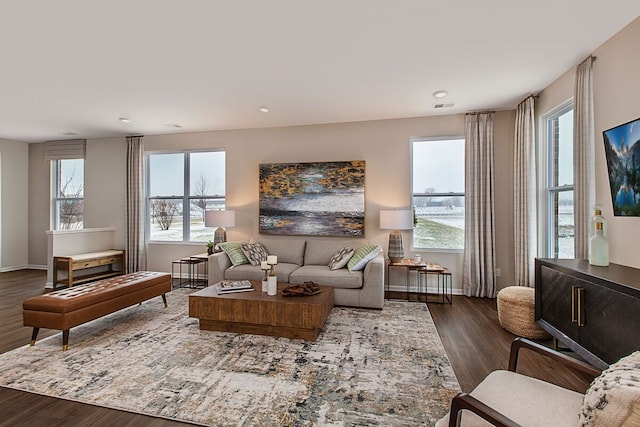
(573, 56, 596, 259)
(514, 96, 537, 287)
(463, 112, 496, 298)
(126, 136, 146, 273)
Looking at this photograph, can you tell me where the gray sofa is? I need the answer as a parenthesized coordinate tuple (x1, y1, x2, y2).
(208, 237, 384, 309)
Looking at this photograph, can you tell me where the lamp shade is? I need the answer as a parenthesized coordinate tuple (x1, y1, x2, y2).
(205, 210, 236, 228)
(379, 210, 413, 230)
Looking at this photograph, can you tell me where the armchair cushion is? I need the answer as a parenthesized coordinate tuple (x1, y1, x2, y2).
(579, 351, 640, 426)
(435, 370, 584, 427)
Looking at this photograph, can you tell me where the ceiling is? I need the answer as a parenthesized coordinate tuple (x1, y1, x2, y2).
(1, 1, 639, 143)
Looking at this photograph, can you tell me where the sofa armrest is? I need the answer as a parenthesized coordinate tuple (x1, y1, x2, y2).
(359, 253, 385, 308)
(208, 252, 231, 285)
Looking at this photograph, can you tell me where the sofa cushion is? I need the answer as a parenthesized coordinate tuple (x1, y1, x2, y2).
(218, 241, 249, 266)
(241, 242, 268, 266)
(259, 237, 306, 266)
(347, 245, 382, 271)
(328, 247, 354, 270)
(224, 263, 299, 284)
(289, 265, 363, 289)
(579, 350, 640, 426)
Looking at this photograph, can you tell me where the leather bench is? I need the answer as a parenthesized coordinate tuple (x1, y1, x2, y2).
(23, 271, 172, 351)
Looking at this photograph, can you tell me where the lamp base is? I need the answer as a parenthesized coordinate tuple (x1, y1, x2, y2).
(213, 227, 227, 248)
(387, 229, 405, 263)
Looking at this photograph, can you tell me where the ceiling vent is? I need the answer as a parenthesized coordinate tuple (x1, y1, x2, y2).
(433, 103, 455, 109)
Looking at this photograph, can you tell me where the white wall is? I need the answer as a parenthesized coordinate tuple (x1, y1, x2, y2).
(28, 112, 518, 293)
(538, 16, 640, 269)
(0, 138, 29, 270)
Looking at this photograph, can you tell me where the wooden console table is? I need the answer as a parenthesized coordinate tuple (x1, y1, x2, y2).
(53, 249, 126, 289)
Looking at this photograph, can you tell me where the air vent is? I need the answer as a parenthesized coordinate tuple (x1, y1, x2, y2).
(433, 103, 455, 109)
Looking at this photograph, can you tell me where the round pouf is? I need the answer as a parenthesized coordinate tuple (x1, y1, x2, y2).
(497, 286, 551, 339)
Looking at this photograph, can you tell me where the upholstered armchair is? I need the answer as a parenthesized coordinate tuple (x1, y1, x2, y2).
(436, 337, 640, 427)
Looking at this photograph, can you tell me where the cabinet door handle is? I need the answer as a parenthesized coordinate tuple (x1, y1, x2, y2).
(577, 287, 585, 327)
(571, 285, 577, 323)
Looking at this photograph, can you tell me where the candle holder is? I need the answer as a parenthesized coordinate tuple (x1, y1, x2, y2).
(267, 256, 278, 296)
(260, 261, 270, 292)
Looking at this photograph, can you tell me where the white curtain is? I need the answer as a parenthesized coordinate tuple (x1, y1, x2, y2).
(514, 96, 537, 287)
(126, 136, 146, 273)
(463, 112, 496, 298)
(573, 56, 596, 259)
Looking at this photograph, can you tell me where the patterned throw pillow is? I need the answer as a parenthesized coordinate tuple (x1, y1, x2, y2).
(328, 247, 354, 270)
(579, 350, 640, 426)
(241, 242, 269, 266)
(347, 245, 381, 271)
(217, 241, 249, 266)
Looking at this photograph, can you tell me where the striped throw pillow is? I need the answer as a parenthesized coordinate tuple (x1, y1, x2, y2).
(347, 245, 381, 271)
(218, 241, 249, 266)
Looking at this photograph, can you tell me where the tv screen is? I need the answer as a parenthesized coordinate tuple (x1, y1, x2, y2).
(603, 117, 640, 216)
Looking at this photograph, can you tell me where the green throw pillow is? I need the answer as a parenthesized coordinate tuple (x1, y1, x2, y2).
(218, 241, 249, 266)
(347, 245, 381, 271)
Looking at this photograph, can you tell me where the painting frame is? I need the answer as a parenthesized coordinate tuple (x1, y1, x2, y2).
(603, 117, 640, 216)
(259, 160, 365, 237)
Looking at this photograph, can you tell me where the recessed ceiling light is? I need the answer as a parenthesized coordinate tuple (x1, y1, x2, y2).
(433, 90, 448, 99)
(119, 117, 132, 123)
(258, 106, 270, 113)
(62, 132, 78, 136)
(163, 124, 183, 128)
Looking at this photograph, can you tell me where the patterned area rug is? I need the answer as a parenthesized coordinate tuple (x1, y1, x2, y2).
(0, 289, 459, 426)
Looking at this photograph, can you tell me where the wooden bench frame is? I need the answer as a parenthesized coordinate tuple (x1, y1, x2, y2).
(23, 271, 171, 351)
(53, 249, 126, 289)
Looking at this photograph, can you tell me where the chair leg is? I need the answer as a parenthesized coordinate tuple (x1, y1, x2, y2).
(162, 293, 168, 308)
(30, 328, 39, 346)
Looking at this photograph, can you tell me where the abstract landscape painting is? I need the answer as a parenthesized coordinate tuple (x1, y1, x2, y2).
(259, 161, 365, 237)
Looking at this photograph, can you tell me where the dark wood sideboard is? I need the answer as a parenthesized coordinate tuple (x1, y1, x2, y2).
(535, 258, 640, 369)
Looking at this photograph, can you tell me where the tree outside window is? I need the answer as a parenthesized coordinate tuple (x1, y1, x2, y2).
(55, 159, 84, 230)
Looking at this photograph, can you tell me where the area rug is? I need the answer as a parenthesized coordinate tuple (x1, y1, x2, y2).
(0, 289, 459, 426)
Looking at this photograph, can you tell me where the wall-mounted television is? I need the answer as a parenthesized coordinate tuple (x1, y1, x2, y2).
(603, 117, 640, 216)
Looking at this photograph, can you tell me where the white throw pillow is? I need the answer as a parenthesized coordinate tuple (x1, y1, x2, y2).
(328, 247, 354, 270)
(579, 350, 640, 426)
(347, 245, 381, 271)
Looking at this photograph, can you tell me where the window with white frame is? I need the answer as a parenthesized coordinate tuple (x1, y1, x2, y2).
(54, 159, 84, 230)
(147, 150, 226, 242)
(411, 138, 465, 250)
(543, 104, 574, 258)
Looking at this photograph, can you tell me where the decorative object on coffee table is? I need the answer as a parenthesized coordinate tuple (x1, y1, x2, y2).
(282, 281, 321, 296)
(260, 260, 269, 292)
(380, 209, 413, 263)
(205, 210, 236, 248)
(267, 255, 278, 296)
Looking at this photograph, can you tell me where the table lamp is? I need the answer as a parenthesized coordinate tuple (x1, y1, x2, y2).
(380, 209, 413, 263)
(205, 210, 236, 248)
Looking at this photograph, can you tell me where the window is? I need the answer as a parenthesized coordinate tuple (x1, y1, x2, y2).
(543, 104, 574, 258)
(147, 150, 226, 242)
(54, 159, 84, 230)
(411, 138, 465, 250)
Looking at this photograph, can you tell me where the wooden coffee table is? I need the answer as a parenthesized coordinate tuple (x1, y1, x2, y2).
(188, 282, 334, 340)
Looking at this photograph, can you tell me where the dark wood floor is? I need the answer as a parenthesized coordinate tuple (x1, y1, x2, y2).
(0, 270, 594, 426)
